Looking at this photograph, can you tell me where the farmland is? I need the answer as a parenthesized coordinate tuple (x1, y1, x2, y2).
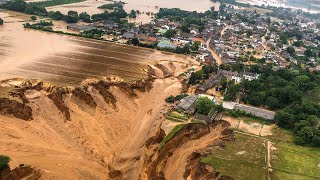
(202, 115, 320, 180)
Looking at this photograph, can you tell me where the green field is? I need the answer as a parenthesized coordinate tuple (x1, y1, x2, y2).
(267, 127, 294, 143)
(271, 142, 320, 179)
(201, 133, 268, 180)
(158, 124, 186, 150)
(201, 127, 320, 180)
(166, 111, 189, 122)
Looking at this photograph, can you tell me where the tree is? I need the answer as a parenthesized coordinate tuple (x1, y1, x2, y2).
(195, 97, 214, 115)
(293, 40, 304, 47)
(180, 24, 190, 33)
(286, 46, 295, 56)
(0, 155, 10, 170)
(30, 15, 37, 21)
(165, 95, 175, 103)
(304, 49, 314, 57)
(296, 126, 314, 144)
(163, 29, 177, 38)
(247, 92, 264, 106)
(191, 41, 201, 51)
(48, 11, 64, 20)
(63, 15, 79, 23)
(129, 10, 136, 18)
(79, 12, 91, 23)
(275, 111, 295, 129)
(265, 96, 279, 110)
(188, 70, 204, 84)
(294, 75, 310, 90)
(224, 84, 240, 102)
(312, 135, 320, 146)
(130, 38, 139, 46)
(68, 10, 78, 17)
(0, 18, 3, 25)
(280, 34, 288, 44)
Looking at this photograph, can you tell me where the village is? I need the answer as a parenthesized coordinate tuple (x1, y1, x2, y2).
(57, 1, 320, 72)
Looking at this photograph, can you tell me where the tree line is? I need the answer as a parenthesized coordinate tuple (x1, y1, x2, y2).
(222, 66, 320, 147)
(156, 8, 219, 33)
(0, 0, 129, 24)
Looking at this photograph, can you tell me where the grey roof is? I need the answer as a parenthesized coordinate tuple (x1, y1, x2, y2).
(223, 102, 275, 120)
(198, 73, 221, 92)
(123, 32, 135, 39)
(175, 95, 198, 112)
(234, 104, 276, 120)
(157, 43, 176, 49)
(67, 24, 96, 32)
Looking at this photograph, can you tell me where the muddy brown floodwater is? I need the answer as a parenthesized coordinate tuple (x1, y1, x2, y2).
(42, 0, 220, 24)
(0, 11, 191, 86)
(46, 0, 110, 15)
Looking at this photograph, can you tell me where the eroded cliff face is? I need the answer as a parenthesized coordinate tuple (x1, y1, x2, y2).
(138, 121, 235, 180)
(0, 98, 32, 120)
(0, 165, 41, 180)
(0, 61, 201, 179)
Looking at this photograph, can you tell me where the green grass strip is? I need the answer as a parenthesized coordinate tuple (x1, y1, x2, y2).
(158, 124, 186, 150)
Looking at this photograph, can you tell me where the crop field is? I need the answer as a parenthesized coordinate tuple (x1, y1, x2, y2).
(201, 133, 268, 180)
(201, 117, 320, 180)
(271, 142, 320, 179)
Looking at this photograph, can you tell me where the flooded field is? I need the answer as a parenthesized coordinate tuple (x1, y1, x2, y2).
(0, 11, 188, 86)
(236, 0, 320, 13)
(43, 0, 220, 24)
(46, 0, 110, 15)
(121, 0, 219, 12)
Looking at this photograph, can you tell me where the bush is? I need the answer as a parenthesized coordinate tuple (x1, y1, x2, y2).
(165, 94, 189, 103)
(0, 155, 10, 170)
(30, 15, 37, 21)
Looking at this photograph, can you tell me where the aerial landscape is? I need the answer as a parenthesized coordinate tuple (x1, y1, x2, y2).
(0, 0, 320, 179)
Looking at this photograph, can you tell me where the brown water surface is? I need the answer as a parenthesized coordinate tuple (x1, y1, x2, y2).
(0, 11, 182, 86)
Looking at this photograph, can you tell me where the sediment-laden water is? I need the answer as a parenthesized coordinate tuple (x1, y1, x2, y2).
(0, 11, 164, 85)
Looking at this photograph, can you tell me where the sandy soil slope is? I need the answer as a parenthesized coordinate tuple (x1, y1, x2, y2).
(0, 60, 197, 179)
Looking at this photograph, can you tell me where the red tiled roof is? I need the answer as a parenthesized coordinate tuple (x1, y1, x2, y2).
(192, 38, 205, 43)
(148, 37, 157, 42)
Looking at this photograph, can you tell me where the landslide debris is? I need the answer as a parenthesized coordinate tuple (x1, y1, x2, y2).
(0, 165, 41, 180)
(48, 87, 72, 120)
(0, 98, 32, 120)
(72, 87, 97, 108)
(141, 121, 235, 180)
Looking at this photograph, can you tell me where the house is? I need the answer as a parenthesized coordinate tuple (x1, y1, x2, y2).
(192, 38, 205, 44)
(123, 32, 135, 39)
(67, 24, 96, 32)
(175, 95, 198, 114)
(194, 110, 218, 123)
(243, 72, 259, 81)
(222, 102, 275, 120)
(157, 40, 176, 49)
(158, 29, 167, 35)
(175, 94, 215, 115)
(197, 73, 221, 93)
(147, 36, 157, 42)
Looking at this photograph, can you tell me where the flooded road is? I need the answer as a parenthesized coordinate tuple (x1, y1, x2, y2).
(0, 11, 187, 86)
